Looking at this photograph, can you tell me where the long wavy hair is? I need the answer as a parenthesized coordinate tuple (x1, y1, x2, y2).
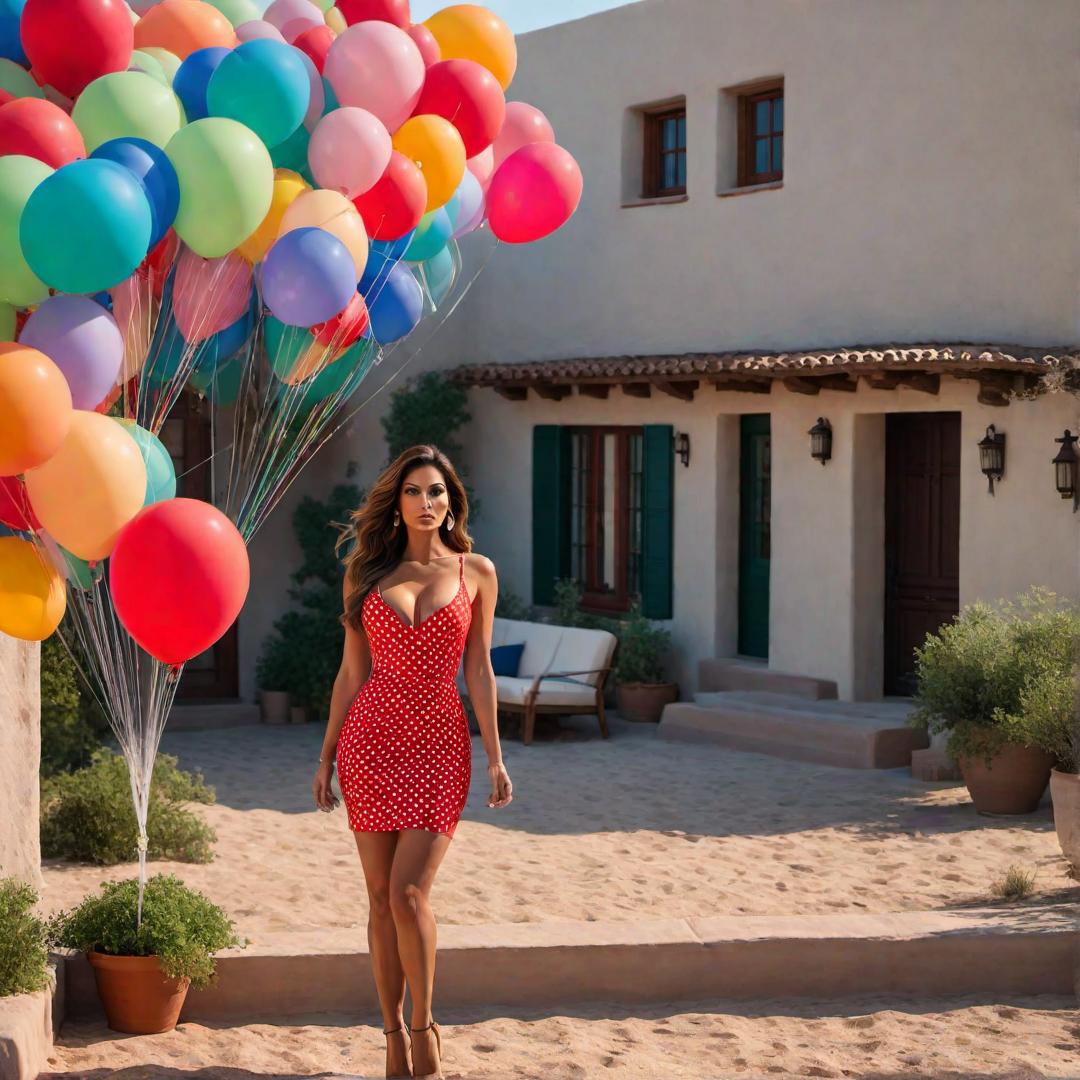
(337, 444, 473, 629)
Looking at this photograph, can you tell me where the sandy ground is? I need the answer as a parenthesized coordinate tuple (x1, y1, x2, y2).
(38, 994, 1079, 1079)
(37, 715, 1076, 938)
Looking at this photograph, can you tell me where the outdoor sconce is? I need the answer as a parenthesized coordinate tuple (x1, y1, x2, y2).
(808, 418, 832, 465)
(1053, 430, 1079, 511)
(674, 431, 690, 467)
(978, 424, 1006, 495)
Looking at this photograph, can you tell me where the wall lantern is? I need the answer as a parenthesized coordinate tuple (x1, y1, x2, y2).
(808, 417, 832, 465)
(1052, 430, 1079, 511)
(978, 424, 1005, 495)
(674, 431, 690, 467)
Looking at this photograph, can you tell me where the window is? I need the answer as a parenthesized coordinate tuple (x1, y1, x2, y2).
(737, 81, 783, 187)
(643, 104, 686, 198)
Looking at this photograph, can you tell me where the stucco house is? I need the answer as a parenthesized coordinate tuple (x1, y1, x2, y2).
(195, 0, 1079, 724)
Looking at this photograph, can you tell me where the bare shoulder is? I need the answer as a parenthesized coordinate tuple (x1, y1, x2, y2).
(463, 552, 497, 595)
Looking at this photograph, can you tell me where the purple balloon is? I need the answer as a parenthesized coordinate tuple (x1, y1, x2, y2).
(19, 294, 124, 409)
(261, 227, 358, 327)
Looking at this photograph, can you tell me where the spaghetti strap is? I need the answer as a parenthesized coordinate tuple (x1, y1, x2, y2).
(458, 553, 464, 580)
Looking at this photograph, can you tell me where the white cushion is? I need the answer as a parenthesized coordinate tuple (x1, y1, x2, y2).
(494, 675, 598, 708)
(492, 617, 561, 678)
(547, 626, 617, 687)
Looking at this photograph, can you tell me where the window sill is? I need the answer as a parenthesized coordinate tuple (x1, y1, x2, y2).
(621, 193, 689, 209)
(718, 181, 783, 198)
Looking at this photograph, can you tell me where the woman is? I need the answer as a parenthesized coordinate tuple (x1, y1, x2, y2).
(312, 444, 512, 1080)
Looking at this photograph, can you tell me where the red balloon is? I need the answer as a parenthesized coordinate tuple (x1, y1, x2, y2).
(0, 98, 86, 168)
(0, 90, 13, 107)
(311, 290, 369, 349)
(110, 498, 250, 665)
(487, 142, 583, 244)
(21, 0, 135, 99)
(337, 0, 409, 28)
(292, 25, 334, 73)
(413, 58, 504, 158)
(0, 476, 41, 532)
(352, 149, 426, 241)
(406, 23, 439, 66)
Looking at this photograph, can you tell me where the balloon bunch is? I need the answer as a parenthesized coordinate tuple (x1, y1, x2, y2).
(0, 0, 582, 921)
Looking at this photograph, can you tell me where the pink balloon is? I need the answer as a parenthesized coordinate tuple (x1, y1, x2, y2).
(263, 0, 323, 43)
(487, 142, 582, 245)
(236, 20, 287, 43)
(173, 249, 253, 344)
(492, 101, 555, 170)
(466, 145, 494, 191)
(406, 22, 439, 66)
(324, 21, 424, 133)
(308, 106, 391, 198)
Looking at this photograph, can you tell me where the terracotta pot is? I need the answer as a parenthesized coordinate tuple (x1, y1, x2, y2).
(290, 704, 310, 724)
(1050, 768, 1080, 873)
(957, 743, 1056, 815)
(615, 681, 679, 723)
(87, 950, 190, 1034)
(260, 690, 290, 724)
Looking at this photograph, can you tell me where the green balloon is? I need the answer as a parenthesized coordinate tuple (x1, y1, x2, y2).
(0, 302, 15, 341)
(59, 547, 97, 591)
(0, 59, 43, 100)
(206, 0, 261, 27)
(311, 0, 334, 10)
(0, 155, 51, 307)
(129, 50, 169, 88)
(166, 117, 273, 258)
(72, 71, 184, 153)
(280, 339, 375, 415)
(140, 48, 182, 85)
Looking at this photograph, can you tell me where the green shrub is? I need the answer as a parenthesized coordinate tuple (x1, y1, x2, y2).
(494, 585, 534, 621)
(610, 600, 671, 684)
(41, 748, 217, 865)
(39, 635, 110, 778)
(912, 588, 1080, 768)
(45, 874, 247, 991)
(0, 878, 50, 997)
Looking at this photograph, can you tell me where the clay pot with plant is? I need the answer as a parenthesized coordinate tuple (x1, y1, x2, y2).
(612, 601, 677, 722)
(46, 874, 247, 1034)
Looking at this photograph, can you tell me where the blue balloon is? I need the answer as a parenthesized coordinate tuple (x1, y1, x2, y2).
(0, 0, 25, 64)
(404, 209, 452, 263)
(262, 227, 357, 327)
(91, 137, 180, 249)
(174, 47, 231, 123)
(360, 232, 413, 303)
(367, 262, 423, 345)
(419, 245, 456, 306)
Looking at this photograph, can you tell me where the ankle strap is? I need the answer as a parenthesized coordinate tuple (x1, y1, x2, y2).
(383, 1025, 403, 1034)
(406, 1021, 434, 1031)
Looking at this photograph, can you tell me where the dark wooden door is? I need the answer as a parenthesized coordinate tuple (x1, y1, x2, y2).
(158, 391, 239, 700)
(884, 413, 960, 696)
(738, 414, 771, 658)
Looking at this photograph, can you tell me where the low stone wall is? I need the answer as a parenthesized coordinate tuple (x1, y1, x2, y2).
(0, 635, 41, 891)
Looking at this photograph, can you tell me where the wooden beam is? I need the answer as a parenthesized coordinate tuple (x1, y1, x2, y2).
(654, 379, 698, 401)
(533, 383, 571, 400)
(816, 373, 858, 393)
(577, 384, 611, 399)
(782, 376, 821, 396)
(898, 372, 940, 395)
(622, 382, 651, 398)
(711, 377, 772, 394)
(863, 372, 903, 390)
(494, 385, 527, 401)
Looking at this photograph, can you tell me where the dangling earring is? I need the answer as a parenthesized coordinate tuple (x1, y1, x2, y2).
(391, 510, 400, 535)
(445, 510, 455, 531)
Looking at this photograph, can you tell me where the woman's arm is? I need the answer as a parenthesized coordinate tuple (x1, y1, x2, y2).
(462, 554, 503, 769)
(320, 575, 371, 765)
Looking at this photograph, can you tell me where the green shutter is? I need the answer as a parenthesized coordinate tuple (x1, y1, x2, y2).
(640, 424, 674, 619)
(532, 425, 571, 605)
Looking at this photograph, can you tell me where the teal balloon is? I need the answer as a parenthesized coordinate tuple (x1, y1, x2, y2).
(404, 208, 452, 263)
(270, 121, 309, 172)
(190, 354, 243, 406)
(265, 315, 314, 381)
(278, 339, 374, 414)
(20, 159, 153, 294)
(420, 245, 456, 305)
(59, 546, 97, 590)
(114, 419, 176, 505)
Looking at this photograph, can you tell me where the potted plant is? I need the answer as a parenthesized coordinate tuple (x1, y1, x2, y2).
(612, 600, 677, 722)
(45, 874, 247, 1034)
(255, 636, 293, 724)
(911, 590, 1068, 816)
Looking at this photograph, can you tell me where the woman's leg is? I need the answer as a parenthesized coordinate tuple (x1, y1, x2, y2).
(389, 828, 452, 1075)
(353, 830, 410, 1075)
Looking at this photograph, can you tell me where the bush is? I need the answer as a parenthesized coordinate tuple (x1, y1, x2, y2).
(610, 600, 671, 684)
(0, 878, 50, 997)
(494, 585, 534, 621)
(912, 588, 1080, 768)
(41, 748, 217, 865)
(40, 635, 110, 778)
(45, 874, 247, 991)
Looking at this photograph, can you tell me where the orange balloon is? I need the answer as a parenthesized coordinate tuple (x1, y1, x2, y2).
(25, 411, 147, 561)
(423, 4, 517, 90)
(0, 342, 73, 477)
(277, 189, 368, 280)
(0, 535, 66, 641)
(238, 168, 310, 264)
(134, 0, 237, 60)
(392, 114, 466, 211)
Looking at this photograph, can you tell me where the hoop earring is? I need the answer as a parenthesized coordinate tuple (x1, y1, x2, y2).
(445, 510, 455, 531)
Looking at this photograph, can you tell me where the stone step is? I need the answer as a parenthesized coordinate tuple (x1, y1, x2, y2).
(698, 658, 838, 700)
(658, 692, 927, 769)
(167, 703, 261, 732)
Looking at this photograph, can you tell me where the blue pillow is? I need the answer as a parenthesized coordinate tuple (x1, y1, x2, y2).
(490, 642, 525, 676)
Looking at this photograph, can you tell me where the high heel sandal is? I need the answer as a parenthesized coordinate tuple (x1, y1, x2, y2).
(404, 1019, 442, 1079)
(382, 1024, 411, 1080)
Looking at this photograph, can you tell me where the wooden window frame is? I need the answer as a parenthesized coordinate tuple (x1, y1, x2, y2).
(569, 425, 644, 614)
(642, 102, 686, 199)
(737, 80, 783, 188)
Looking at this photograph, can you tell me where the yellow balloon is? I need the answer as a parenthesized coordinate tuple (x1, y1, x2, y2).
(277, 189, 368, 280)
(392, 114, 466, 212)
(24, 411, 148, 561)
(238, 168, 310, 264)
(325, 6, 345, 34)
(0, 536, 66, 641)
(423, 4, 517, 90)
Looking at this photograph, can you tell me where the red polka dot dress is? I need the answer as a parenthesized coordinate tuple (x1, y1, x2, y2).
(336, 553, 473, 838)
